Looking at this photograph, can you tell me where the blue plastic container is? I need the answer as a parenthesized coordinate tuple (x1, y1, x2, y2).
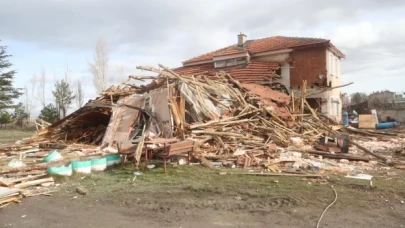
(342, 111, 349, 126)
(376, 122, 399, 129)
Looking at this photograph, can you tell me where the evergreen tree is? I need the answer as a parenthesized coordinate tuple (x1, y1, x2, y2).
(13, 102, 28, 127)
(38, 103, 60, 123)
(0, 41, 22, 110)
(52, 80, 75, 118)
(0, 111, 11, 127)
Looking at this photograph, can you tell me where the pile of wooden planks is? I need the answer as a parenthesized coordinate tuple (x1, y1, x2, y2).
(0, 142, 103, 208)
(7, 63, 405, 172)
(0, 171, 55, 208)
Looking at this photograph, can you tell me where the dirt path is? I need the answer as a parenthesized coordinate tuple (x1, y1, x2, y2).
(2, 166, 405, 227)
(1, 192, 404, 228)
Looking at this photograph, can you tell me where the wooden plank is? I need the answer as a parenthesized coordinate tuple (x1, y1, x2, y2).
(0, 166, 47, 175)
(304, 150, 369, 161)
(0, 195, 21, 205)
(0, 178, 13, 187)
(230, 173, 322, 178)
(7, 174, 48, 185)
(39, 143, 67, 149)
(14, 177, 54, 189)
(358, 115, 377, 129)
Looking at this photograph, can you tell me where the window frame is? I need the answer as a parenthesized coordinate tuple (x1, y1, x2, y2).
(334, 57, 338, 77)
(329, 53, 333, 75)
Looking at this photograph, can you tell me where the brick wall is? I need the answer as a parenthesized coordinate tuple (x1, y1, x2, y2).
(289, 46, 327, 88)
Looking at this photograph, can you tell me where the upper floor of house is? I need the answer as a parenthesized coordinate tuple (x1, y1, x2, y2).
(174, 34, 344, 90)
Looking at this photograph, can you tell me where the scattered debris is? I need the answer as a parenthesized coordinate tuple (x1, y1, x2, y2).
(1, 63, 405, 209)
(345, 173, 374, 186)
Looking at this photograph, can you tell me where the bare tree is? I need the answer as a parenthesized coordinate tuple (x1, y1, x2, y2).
(75, 80, 84, 108)
(89, 38, 109, 94)
(64, 63, 71, 83)
(38, 68, 46, 107)
(350, 92, 368, 105)
(24, 76, 37, 118)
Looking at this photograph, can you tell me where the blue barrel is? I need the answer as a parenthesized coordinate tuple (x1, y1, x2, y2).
(376, 122, 399, 129)
(342, 111, 349, 126)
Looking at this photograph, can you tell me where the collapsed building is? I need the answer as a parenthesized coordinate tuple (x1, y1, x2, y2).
(1, 63, 405, 207)
(2, 36, 405, 208)
(25, 63, 404, 169)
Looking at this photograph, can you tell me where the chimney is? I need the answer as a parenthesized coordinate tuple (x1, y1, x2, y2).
(238, 33, 247, 47)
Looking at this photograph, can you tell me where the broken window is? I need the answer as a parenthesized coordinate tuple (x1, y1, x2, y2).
(225, 59, 237, 67)
(215, 58, 241, 68)
(215, 60, 226, 68)
(236, 57, 247, 65)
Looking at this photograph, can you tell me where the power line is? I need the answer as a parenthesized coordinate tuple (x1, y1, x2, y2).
(338, 46, 405, 57)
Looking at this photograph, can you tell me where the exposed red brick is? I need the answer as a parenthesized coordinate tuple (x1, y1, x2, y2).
(289, 47, 328, 87)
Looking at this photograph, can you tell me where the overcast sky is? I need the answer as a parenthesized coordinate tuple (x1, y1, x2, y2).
(1, 0, 404, 116)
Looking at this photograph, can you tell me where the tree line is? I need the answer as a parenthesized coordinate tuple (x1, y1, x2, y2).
(3, 37, 127, 127)
(0, 41, 85, 127)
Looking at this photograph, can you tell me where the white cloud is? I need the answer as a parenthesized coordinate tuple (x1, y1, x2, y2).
(331, 22, 379, 48)
(1, 0, 405, 112)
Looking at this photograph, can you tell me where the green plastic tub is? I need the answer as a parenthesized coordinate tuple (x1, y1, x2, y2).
(44, 150, 63, 163)
(106, 154, 121, 166)
(47, 164, 72, 176)
(91, 157, 107, 171)
(71, 160, 92, 174)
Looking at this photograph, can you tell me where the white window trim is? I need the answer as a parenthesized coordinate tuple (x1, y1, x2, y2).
(335, 57, 339, 78)
(330, 97, 341, 116)
(329, 53, 333, 75)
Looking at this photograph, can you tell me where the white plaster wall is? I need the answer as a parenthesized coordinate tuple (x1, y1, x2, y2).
(254, 53, 289, 62)
(326, 49, 342, 120)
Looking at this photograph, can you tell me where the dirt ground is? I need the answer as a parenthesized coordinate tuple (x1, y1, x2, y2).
(1, 165, 405, 228)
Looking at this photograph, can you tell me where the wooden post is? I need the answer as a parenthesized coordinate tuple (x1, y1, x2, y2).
(163, 156, 167, 173)
(291, 91, 295, 114)
(300, 80, 307, 122)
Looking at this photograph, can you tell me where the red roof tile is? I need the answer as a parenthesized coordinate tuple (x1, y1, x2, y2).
(239, 83, 291, 118)
(240, 83, 291, 105)
(173, 61, 280, 83)
(183, 36, 344, 64)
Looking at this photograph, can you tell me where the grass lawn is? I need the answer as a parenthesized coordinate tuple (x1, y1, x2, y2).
(56, 163, 405, 209)
(0, 129, 35, 144)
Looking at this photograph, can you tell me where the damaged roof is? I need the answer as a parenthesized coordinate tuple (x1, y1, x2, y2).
(173, 60, 280, 83)
(183, 36, 345, 64)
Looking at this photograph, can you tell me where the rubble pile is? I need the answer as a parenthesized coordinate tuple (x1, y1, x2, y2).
(1, 63, 405, 207)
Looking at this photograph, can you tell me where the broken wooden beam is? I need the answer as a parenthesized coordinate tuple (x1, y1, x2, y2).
(14, 177, 54, 189)
(350, 141, 391, 164)
(39, 143, 67, 149)
(303, 150, 369, 162)
(229, 173, 322, 178)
